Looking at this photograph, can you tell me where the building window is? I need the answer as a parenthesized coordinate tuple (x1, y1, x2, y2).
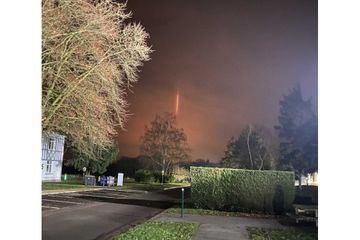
(48, 138, 56, 151)
(46, 161, 52, 174)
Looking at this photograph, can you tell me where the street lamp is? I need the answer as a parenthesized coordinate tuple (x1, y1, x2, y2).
(161, 169, 164, 185)
(82, 167, 87, 183)
(181, 188, 184, 217)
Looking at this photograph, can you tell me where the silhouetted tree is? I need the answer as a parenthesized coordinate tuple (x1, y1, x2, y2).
(66, 144, 119, 175)
(221, 125, 273, 170)
(105, 156, 142, 178)
(140, 112, 191, 175)
(275, 85, 318, 177)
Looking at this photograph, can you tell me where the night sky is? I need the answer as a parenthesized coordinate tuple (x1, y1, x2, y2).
(116, 0, 318, 162)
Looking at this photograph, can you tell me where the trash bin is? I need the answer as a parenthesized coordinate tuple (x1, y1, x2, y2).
(100, 175, 107, 186)
(117, 173, 124, 187)
(84, 175, 96, 186)
(107, 176, 114, 186)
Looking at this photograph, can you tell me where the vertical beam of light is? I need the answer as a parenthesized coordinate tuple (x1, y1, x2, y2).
(175, 91, 179, 116)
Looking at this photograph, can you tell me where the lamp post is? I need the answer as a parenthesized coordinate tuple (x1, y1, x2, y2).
(161, 169, 164, 185)
(82, 167, 87, 184)
(181, 187, 184, 218)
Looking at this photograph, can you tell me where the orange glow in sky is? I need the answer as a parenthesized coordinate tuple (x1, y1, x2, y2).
(175, 91, 179, 115)
(116, 0, 318, 162)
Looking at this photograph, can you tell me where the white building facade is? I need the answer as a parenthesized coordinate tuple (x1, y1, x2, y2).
(41, 132, 65, 182)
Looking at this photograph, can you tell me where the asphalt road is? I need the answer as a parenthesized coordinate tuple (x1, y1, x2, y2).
(42, 187, 190, 240)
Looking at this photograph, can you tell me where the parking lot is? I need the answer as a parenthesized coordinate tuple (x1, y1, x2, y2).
(42, 187, 188, 240)
(42, 193, 91, 211)
(42, 189, 141, 212)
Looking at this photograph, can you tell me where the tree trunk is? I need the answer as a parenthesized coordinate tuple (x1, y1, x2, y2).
(258, 152, 264, 170)
(247, 125, 254, 169)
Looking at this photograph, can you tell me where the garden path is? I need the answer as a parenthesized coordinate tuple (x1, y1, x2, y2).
(153, 213, 290, 240)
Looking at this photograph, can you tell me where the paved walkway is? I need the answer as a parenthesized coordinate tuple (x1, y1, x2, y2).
(153, 213, 290, 240)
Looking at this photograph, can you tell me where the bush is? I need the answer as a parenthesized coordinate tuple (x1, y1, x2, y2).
(61, 174, 83, 184)
(153, 171, 176, 183)
(173, 167, 190, 183)
(152, 171, 161, 182)
(134, 169, 155, 183)
(134, 169, 177, 183)
(166, 175, 176, 183)
(190, 167, 295, 214)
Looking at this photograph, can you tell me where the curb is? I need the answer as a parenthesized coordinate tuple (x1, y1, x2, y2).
(42, 187, 103, 195)
(149, 208, 170, 220)
(95, 208, 170, 240)
(163, 185, 190, 191)
(163, 186, 182, 191)
(42, 187, 149, 195)
(104, 188, 148, 194)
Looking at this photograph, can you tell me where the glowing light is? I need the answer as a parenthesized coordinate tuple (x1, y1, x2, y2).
(175, 91, 179, 115)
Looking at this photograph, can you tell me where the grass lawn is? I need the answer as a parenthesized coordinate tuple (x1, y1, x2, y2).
(164, 208, 273, 218)
(247, 227, 317, 240)
(42, 175, 90, 192)
(42, 175, 189, 192)
(42, 183, 87, 191)
(113, 221, 198, 240)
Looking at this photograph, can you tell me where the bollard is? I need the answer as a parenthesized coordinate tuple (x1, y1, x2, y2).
(64, 174, 67, 181)
(181, 188, 184, 218)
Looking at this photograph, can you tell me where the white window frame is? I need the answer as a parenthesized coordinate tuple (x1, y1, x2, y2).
(45, 160, 52, 174)
(48, 138, 56, 151)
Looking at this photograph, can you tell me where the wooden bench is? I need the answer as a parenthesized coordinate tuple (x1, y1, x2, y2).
(292, 204, 318, 227)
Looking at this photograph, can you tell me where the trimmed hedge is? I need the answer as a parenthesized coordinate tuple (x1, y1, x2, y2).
(190, 167, 295, 213)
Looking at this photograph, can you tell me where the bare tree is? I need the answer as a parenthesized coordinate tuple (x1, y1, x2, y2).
(140, 113, 191, 176)
(221, 125, 274, 170)
(246, 125, 254, 169)
(254, 125, 280, 169)
(42, 0, 152, 159)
